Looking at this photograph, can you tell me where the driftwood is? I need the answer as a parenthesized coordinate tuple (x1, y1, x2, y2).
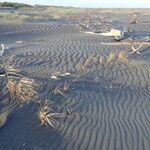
(131, 43, 143, 54)
(85, 29, 124, 37)
(99, 41, 150, 54)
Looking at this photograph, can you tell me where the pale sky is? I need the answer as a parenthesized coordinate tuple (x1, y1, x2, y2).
(1, 0, 150, 8)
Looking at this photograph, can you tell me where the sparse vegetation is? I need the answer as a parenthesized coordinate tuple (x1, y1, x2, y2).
(117, 51, 129, 64)
(37, 100, 63, 128)
(0, 2, 30, 8)
(107, 53, 116, 63)
(0, 63, 38, 127)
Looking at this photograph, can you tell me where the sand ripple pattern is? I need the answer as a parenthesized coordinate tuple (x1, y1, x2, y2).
(0, 23, 150, 150)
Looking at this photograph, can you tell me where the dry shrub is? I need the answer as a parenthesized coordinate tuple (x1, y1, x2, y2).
(107, 53, 116, 63)
(75, 63, 85, 73)
(117, 51, 129, 64)
(37, 100, 63, 128)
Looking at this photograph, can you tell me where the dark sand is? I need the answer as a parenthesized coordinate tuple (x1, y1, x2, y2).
(0, 9, 150, 150)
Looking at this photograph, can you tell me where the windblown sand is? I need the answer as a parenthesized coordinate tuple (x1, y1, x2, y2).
(0, 11, 150, 150)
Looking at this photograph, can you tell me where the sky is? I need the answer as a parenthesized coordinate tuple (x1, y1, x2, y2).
(1, 0, 150, 8)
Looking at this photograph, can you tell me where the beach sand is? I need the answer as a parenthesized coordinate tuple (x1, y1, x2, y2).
(0, 8, 150, 150)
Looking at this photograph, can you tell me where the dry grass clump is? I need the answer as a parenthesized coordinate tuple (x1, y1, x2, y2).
(99, 52, 129, 65)
(15, 77, 37, 103)
(107, 53, 116, 63)
(7, 77, 38, 103)
(1, 65, 38, 103)
(117, 51, 129, 64)
(37, 100, 63, 128)
(76, 63, 85, 73)
(0, 64, 38, 128)
(6, 77, 18, 98)
(5, 65, 20, 76)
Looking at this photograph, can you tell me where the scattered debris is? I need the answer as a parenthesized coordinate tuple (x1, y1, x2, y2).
(107, 53, 116, 63)
(50, 75, 58, 80)
(130, 42, 143, 54)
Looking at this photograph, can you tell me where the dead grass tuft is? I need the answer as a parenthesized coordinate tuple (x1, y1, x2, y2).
(117, 51, 129, 64)
(107, 53, 116, 63)
(5, 65, 20, 76)
(37, 101, 63, 128)
(16, 77, 38, 103)
(2, 65, 38, 103)
(75, 63, 85, 73)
